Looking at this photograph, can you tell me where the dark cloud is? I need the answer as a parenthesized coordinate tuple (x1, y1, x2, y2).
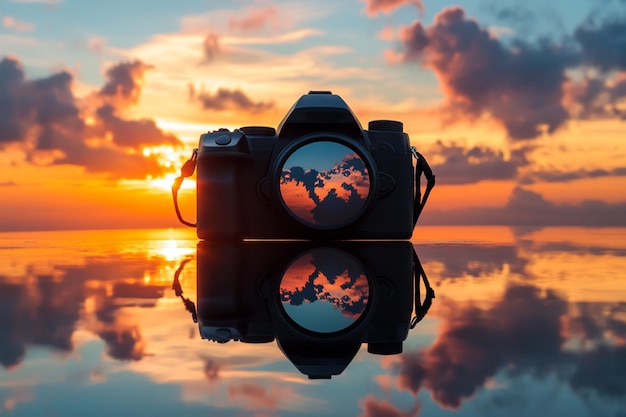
(191, 87, 273, 112)
(576, 18, 626, 72)
(362, 0, 424, 16)
(31, 120, 168, 179)
(0, 57, 27, 143)
(0, 254, 172, 369)
(99, 60, 153, 107)
(395, 7, 626, 139)
(430, 140, 527, 184)
(398, 7, 577, 140)
(97, 327, 145, 361)
(570, 346, 626, 398)
(520, 166, 626, 184)
(393, 281, 626, 408)
(0, 57, 80, 143)
(566, 73, 626, 119)
(0, 55, 182, 179)
(424, 187, 626, 226)
(396, 285, 567, 408)
(0, 275, 85, 368)
(203, 33, 220, 62)
(95, 104, 180, 148)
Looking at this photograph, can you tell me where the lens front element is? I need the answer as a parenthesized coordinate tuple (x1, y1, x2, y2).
(279, 141, 371, 229)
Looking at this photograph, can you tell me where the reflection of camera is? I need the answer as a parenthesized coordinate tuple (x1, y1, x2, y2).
(184, 91, 434, 240)
(193, 241, 434, 379)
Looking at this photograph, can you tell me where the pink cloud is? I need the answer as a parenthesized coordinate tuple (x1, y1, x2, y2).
(362, 0, 424, 16)
(228, 5, 280, 33)
(1, 16, 35, 32)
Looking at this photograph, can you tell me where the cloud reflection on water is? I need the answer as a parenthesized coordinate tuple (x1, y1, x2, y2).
(0, 227, 625, 416)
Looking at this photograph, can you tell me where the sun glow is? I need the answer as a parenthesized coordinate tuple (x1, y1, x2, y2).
(148, 173, 196, 192)
(157, 239, 195, 261)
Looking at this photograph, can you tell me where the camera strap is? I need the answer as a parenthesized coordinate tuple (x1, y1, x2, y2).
(171, 257, 197, 323)
(172, 148, 198, 227)
(411, 146, 436, 228)
(411, 249, 435, 329)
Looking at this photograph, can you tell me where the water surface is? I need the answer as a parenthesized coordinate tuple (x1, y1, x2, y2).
(1, 227, 625, 416)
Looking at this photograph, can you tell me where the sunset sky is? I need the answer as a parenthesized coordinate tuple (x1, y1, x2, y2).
(1, 0, 625, 231)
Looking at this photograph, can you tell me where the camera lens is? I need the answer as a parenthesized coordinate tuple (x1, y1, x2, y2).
(278, 140, 372, 229)
(279, 248, 370, 334)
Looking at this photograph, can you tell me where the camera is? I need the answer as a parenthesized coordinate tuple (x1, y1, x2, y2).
(173, 91, 434, 240)
(189, 240, 434, 379)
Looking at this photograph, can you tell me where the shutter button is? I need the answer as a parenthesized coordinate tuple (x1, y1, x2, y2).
(215, 135, 231, 145)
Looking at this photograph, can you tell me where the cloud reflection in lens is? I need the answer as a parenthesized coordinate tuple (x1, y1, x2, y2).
(279, 141, 371, 229)
(279, 248, 370, 333)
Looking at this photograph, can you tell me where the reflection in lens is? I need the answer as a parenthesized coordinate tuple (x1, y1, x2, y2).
(279, 248, 369, 333)
(279, 141, 370, 229)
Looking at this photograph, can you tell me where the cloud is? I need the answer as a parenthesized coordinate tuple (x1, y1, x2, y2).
(395, 285, 567, 408)
(417, 244, 527, 279)
(565, 73, 626, 120)
(0, 275, 85, 368)
(203, 358, 221, 381)
(362, 0, 424, 16)
(1, 16, 36, 32)
(95, 104, 180, 147)
(98, 60, 153, 107)
(227, 5, 280, 33)
(359, 395, 420, 417)
(227, 381, 280, 409)
(392, 7, 626, 139)
(520, 166, 626, 184)
(202, 32, 220, 61)
(0, 55, 182, 179)
(396, 7, 578, 140)
(430, 140, 527, 184)
(425, 186, 626, 226)
(0, 57, 28, 143)
(390, 269, 626, 408)
(576, 18, 626, 72)
(97, 327, 146, 361)
(190, 86, 273, 112)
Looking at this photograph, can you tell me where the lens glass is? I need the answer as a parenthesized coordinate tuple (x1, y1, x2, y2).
(279, 141, 370, 229)
(279, 248, 370, 333)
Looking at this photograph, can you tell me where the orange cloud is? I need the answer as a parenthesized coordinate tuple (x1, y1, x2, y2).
(359, 395, 420, 417)
(362, 0, 424, 16)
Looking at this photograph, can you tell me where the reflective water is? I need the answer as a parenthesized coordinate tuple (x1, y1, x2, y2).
(1, 227, 625, 416)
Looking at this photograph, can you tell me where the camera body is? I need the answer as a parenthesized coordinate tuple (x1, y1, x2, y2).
(195, 240, 416, 378)
(196, 91, 415, 240)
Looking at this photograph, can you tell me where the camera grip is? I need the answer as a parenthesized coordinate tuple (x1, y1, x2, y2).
(196, 158, 244, 240)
